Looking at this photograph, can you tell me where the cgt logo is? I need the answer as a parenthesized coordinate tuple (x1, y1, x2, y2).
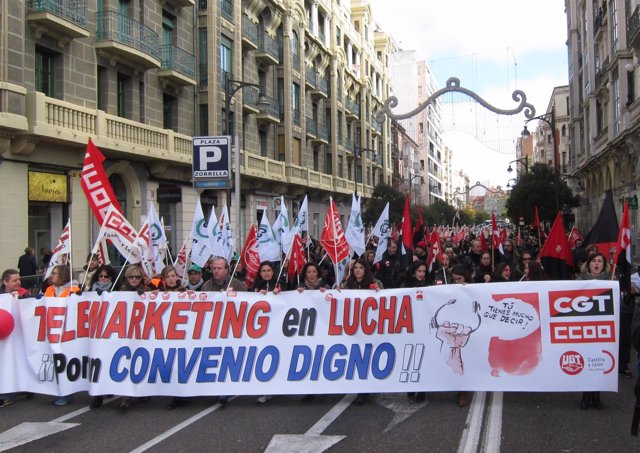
(548, 288, 614, 317)
(559, 351, 584, 375)
(550, 321, 616, 343)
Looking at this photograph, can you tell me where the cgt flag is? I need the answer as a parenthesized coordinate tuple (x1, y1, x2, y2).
(240, 224, 260, 288)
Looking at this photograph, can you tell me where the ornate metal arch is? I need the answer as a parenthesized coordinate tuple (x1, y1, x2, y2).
(453, 181, 504, 196)
(375, 77, 536, 124)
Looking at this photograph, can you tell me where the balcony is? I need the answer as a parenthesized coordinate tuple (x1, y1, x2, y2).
(629, 5, 640, 49)
(220, 0, 233, 22)
(345, 97, 360, 119)
(95, 12, 161, 70)
(19, 91, 191, 163)
(255, 31, 279, 66)
(305, 67, 317, 89)
(164, 0, 195, 9)
(372, 120, 382, 136)
(242, 15, 259, 50)
(0, 83, 29, 134)
(306, 117, 317, 138)
(309, 76, 328, 99)
(255, 95, 280, 124)
(26, 0, 90, 45)
(241, 151, 286, 181)
(158, 45, 196, 87)
(317, 123, 330, 143)
(242, 88, 262, 115)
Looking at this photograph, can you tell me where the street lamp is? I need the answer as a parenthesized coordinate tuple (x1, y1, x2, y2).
(507, 157, 529, 174)
(521, 111, 560, 213)
(223, 73, 270, 244)
(505, 178, 518, 189)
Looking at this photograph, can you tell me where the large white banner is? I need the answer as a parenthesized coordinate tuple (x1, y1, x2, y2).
(0, 281, 619, 397)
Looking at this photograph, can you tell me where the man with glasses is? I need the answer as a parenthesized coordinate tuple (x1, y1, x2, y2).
(202, 257, 247, 292)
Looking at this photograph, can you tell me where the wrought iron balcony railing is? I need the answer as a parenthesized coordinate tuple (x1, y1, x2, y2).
(27, 0, 88, 28)
(96, 11, 160, 61)
(160, 44, 196, 79)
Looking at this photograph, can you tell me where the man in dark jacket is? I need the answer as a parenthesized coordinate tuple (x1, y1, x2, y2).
(375, 239, 402, 288)
(17, 247, 38, 290)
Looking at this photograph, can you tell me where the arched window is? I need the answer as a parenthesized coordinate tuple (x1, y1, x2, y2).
(291, 30, 299, 68)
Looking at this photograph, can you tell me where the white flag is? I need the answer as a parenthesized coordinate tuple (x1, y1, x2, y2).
(334, 254, 351, 289)
(345, 193, 365, 257)
(293, 195, 308, 233)
(276, 196, 293, 255)
(94, 205, 142, 264)
(44, 220, 71, 279)
(134, 220, 155, 277)
(146, 203, 167, 274)
(371, 203, 390, 265)
(206, 206, 218, 252)
(212, 206, 234, 263)
(173, 241, 188, 278)
(189, 199, 212, 268)
(257, 210, 281, 262)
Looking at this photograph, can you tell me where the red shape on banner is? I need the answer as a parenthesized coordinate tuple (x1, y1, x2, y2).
(0, 309, 15, 340)
(319, 199, 350, 264)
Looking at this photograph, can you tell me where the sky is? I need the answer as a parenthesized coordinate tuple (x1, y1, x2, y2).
(368, 0, 569, 189)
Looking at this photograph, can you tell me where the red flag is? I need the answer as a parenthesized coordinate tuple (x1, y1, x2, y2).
(479, 228, 488, 253)
(426, 227, 443, 272)
(615, 200, 631, 264)
(533, 206, 545, 239)
(288, 233, 307, 282)
(567, 227, 583, 249)
(539, 212, 573, 278)
(240, 224, 260, 288)
(80, 138, 122, 223)
(424, 224, 431, 245)
(491, 212, 503, 254)
(390, 224, 400, 241)
(401, 196, 413, 253)
(413, 207, 424, 234)
(319, 198, 350, 264)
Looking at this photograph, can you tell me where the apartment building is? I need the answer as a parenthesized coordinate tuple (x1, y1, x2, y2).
(0, 0, 395, 271)
(388, 50, 445, 206)
(566, 0, 639, 259)
(529, 86, 570, 172)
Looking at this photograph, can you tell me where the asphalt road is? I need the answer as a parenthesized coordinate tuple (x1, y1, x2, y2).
(0, 374, 638, 453)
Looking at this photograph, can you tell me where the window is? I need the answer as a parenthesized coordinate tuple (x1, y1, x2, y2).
(163, 93, 176, 130)
(139, 81, 145, 122)
(612, 70, 620, 135)
(260, 128, 268, 157)
(199, 104, 209, 135)
(220, 35, 233, 80)
(198, 28, 208, 85)
(336, 27, 341, 46)
(97, 65, 107, 110)
(35, 47, 56, 97)
(292, 82, 301, 125)
(609, 0, 618, 55)
(162, 11, 175, 46)
(117, 73, 130, 118)
(325, 152, 332, 174)
(291, 31, 299, 69)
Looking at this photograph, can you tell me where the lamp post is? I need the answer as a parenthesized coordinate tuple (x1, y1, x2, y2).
(521, 111, 559, 213)
(505, 178, 518, 189)
(223, 73, 269, 244)
(507, 156, 529, 174)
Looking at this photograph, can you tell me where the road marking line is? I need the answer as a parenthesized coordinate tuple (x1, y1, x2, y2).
(482, 392, 503, 453)
(306, 394, 356, 435)
(457, 392, 487, 453)
(129, 397, 236, 453)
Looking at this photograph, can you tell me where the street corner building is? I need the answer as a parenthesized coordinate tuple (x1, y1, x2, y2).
(0, 0, 442, 272)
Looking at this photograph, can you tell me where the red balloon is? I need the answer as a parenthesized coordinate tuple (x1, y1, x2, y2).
(0, 309, 15, 340)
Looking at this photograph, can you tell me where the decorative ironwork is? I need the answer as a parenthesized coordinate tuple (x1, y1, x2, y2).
(453, 181, 503, 196)
(375, 77, 536, 124)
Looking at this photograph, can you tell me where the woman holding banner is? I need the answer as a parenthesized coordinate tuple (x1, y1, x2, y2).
(403, 260, 429, 402)
(577, 252, 611, 410)
(340, 258, 382, 404)
(297, 263, 330, 292)
(86, 265, 116, 294)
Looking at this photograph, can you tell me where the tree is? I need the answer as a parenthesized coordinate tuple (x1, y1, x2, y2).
(362, 184, 405, 227)
(425, 199, 456, 225)
(505, 163, 579, 224)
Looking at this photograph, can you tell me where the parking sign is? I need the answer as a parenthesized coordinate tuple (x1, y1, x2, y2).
(192, 136, 231, 185)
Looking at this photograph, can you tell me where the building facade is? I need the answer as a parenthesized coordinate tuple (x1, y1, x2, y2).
(565, 0, 639, 260)
(0, 0, 397, 272)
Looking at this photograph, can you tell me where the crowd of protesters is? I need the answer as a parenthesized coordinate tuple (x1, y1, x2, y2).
(1, 225, 639, 413)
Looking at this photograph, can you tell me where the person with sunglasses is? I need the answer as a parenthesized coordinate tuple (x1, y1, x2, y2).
(86, 265, 116, 294)
(114, 265, 154, 412)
